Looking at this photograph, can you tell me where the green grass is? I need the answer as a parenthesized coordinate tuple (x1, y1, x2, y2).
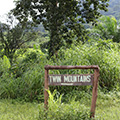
(95, 92, 120, 120)
(0, 99, 39, 120)
(96, 105, 120, 120)
(0, 92, 120, 120)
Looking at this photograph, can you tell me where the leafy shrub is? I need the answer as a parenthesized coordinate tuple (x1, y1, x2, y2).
(0, 49, 47, 101)
(0, 55, 11, 75)
(0, 40, 120, 101)
(39, 90, 91, 120)
(50, 40, 120, 91)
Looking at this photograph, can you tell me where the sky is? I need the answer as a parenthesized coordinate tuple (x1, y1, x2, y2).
(0, 0, 15, 16)
(0, 0, 15, 22)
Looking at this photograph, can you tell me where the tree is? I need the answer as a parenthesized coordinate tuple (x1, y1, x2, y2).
(0, 14, 37, 64)
(12, 0, 109, 57)
(89, 16, 120, 42)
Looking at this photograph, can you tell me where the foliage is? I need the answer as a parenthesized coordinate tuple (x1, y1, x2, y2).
(50, 40, 120, 91)
(0, 14, 37, 64)
(0, 55, 11, 73)
(12, 0, 109, 57)
(0, 91, 120, 120)
(89, 16, 120, 42)
(39, 90, 91, 120)
(25, 31, 49, 50)
(0, 40, 120, 100)
(0, 49, 46, 101)
(0, 99, 38, 120)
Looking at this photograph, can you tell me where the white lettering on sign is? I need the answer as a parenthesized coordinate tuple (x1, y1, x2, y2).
(53, 76, 61, 82)
(64, 76, 78, 82)
(61, 83, 73, 86)
(86, 75, 91, 82)
(64, 76, 69, 82)
(49, 76, 61, 83)
(49, 76, 52, 83)
(64, 75, 91, 83)
(79, 76, 83, 82)
(73, 76, 77, 82)
(49, 75, 92, 83)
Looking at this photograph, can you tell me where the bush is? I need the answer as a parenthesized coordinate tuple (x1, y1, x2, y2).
(0, 49, 47, 101)
(39, 90, 91, 120)
(0, 40, 120, 101)
(0, 55, 11, 75)
(49, 39, 120, 91)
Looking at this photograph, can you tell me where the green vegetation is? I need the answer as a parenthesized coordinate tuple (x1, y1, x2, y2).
(0, 99, 39, 120)
(13, 0, 109, 57)
(89, 16, 120, 42)
(0, 90, 120, 120)
(0, 40, 120, 101)
(0, 28, 120, 119)
(0, 14, 37, 64)
(0, 0, 120, 119)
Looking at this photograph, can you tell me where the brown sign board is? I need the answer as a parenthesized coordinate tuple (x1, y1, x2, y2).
(44, 65, 100, 118)
(48, 74, 94, 86)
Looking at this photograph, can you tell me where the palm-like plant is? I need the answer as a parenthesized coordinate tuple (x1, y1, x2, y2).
(89, 16, 120, 42)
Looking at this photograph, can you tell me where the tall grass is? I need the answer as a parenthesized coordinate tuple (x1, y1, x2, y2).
(0, 40, 120, 101)
(39, 90, 91, 120)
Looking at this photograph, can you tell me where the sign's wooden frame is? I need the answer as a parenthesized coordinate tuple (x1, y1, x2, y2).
(44, 65, 99, 118)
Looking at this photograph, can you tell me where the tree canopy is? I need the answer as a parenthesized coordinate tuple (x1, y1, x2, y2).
(13, 0, 109, 57)
(89, 15, 120, 42)
(0, 15, 37, 64)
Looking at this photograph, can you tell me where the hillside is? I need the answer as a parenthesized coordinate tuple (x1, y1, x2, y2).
(101, 0, 120, 20)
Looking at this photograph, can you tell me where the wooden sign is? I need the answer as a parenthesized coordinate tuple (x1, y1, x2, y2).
(48, 74, 93, 86)
(44, 65, 99, 118)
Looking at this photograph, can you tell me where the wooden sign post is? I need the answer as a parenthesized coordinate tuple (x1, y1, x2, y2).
(44, 65, 99, 118)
